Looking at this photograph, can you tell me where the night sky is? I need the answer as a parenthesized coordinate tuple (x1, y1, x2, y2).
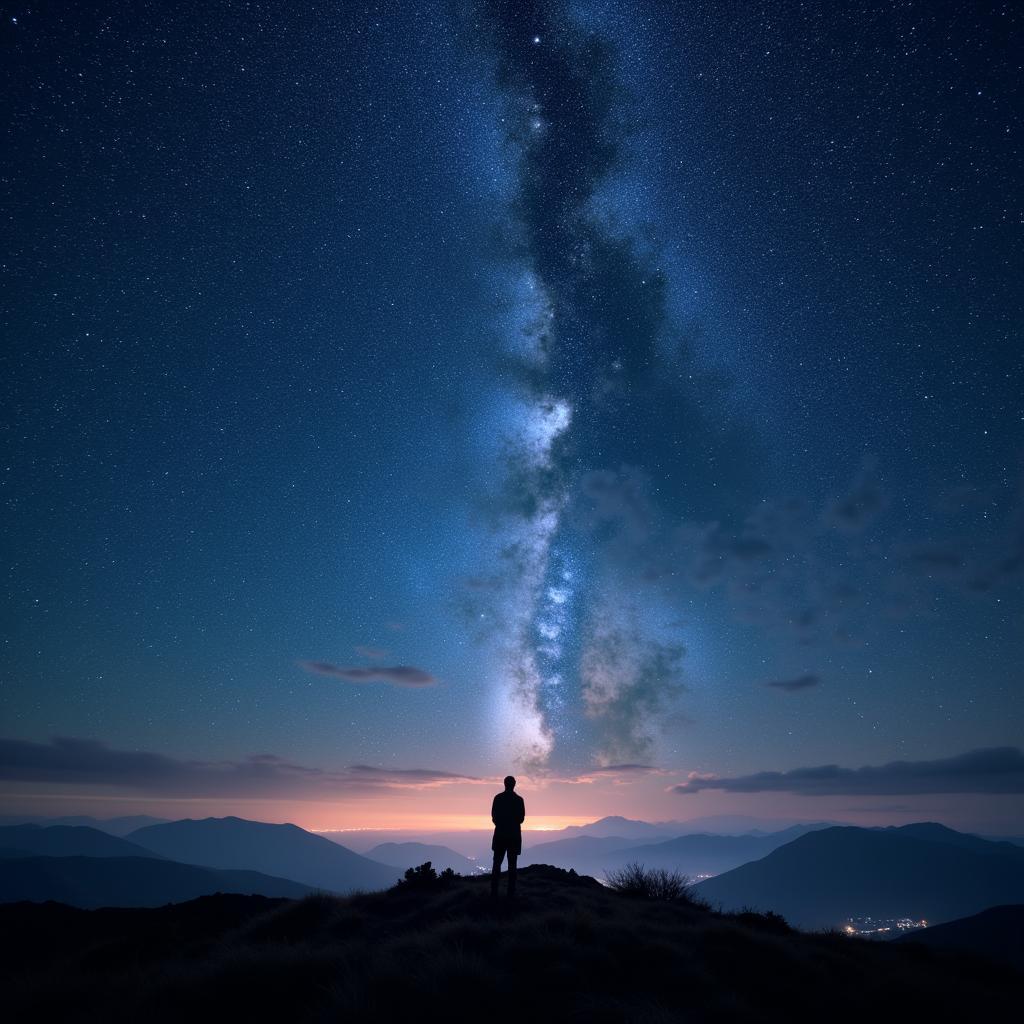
(3, 1, 1021, 831)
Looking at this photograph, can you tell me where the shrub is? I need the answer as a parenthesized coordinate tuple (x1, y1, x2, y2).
(605, 862, 701, 903)
(394, 862, 458, 891)
(732, 908, 792, 934)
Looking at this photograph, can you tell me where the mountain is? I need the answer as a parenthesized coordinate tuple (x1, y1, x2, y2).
(593, 826, 830, 878)
(672, 814, 839, 836)
(0, 815, 172, 836)
(695, 824, 1024, 929)
(366, 842, 479, 874)
(557, 816, 678, 840)
(319, 829, 493, 858)
(0, 855, 313, 908)
(0, 824, 164, 860)
(984, 834, 1024, 848)
(129, 816, 398, 893)
(894, 904, 1024, 971)
(2, 866, 1018, 1020)
(522, 824, 833, 878)
(520, 833, 645, 869)
(888, 822, 1024, 863)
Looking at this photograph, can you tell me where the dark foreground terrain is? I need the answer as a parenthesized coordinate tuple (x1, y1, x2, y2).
(1, 866, 1019, 1023)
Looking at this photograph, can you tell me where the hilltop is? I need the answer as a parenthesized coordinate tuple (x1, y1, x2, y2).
(1, 865, 1018, 1022)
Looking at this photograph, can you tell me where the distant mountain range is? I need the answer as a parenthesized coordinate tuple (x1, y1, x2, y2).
(128, 816, 400, 893)
(521, 833, 644, 868)
(521, 823, 833, 878)
(695, 823, 1024, 929)
(0, 814, 171, 836)
(0, 824, 164, 860)
(366, 842, 479, 874)
(553, 815, 841, 840)
(2, 813, 1021, 938)
(0, 855, 313, 907)
(556, 816, 680, 840)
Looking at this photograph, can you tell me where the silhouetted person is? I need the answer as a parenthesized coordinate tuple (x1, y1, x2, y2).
(490, 775, 525, 897)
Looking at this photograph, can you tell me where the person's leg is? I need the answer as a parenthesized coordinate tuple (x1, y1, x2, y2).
(490, 848, 503, 896)
(507, 851, 517, 897)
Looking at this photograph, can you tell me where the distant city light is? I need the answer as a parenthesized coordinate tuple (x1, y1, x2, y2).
(841, 916, 928, 938)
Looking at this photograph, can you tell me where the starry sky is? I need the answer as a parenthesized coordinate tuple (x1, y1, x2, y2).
(2, 1, 1022, 832)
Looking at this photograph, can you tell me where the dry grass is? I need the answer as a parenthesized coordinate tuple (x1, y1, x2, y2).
(604, 861, 708, 905)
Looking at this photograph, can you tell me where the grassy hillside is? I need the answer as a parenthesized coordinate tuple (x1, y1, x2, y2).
(1, 865, 1018, 1022)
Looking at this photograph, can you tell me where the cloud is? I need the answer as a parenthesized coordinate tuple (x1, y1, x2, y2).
(825, 459, 888, 534)
(343, 764, 482, 785)
(0, 736, 481, 798)
(765, 673, 821, 692)
(587, 763, 660, 775)
(901, 484, 1024, 594)
(554, 763, 664, 785)
(299, 662, 437, 688)
(580, 604, 686, 763)
(495, 763, 666, 788)
(672, 747, 1024, 796)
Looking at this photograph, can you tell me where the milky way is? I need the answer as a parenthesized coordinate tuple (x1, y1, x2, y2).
(478, 2, 715, 767)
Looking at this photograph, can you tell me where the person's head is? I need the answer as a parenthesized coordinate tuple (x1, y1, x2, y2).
(503, 775, 516, 791)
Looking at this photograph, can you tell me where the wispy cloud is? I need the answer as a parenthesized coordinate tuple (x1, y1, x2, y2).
(299, 661, 437, 688)
(765, 673, 821, 692)
(0, 737, 480, 798)
(672, 747, 1024, 796)
(825, 458, 888, 534)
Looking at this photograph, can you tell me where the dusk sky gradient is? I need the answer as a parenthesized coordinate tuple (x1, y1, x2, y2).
(2, 1, 1021, 832)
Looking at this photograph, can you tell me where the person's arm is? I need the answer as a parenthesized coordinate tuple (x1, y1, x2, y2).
(491, 795, 499, 826)
(517, 797, 525, 825)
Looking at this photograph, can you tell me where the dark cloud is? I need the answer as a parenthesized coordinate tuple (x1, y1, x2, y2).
(300, 661, 437, 688)
(902, 485, 1024, 594)
(905, 546, 965, 574)
(825, 459, 888, 534)
(765, 673, 821, 692)
(625, 468, 1019, 652)
(0, 736, 480, 798)
(673, 747, 1024, 796)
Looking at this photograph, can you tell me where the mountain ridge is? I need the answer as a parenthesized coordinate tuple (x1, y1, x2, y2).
(695, 824, 1024, 928)
(129, 816, 399, 893)
(0, 855, 314, 907)
(0, 824, 165, 860)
